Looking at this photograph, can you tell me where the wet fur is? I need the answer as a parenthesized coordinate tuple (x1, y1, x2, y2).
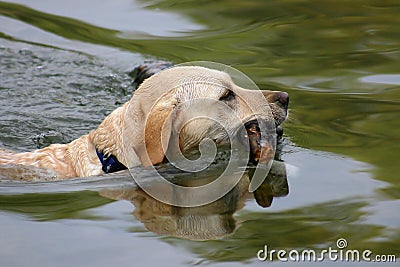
(0, 66, 287, 179)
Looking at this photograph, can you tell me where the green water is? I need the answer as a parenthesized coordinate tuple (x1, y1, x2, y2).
(0, 0, 399, 266)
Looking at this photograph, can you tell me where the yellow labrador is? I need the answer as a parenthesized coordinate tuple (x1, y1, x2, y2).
(0, 66, 288, 178)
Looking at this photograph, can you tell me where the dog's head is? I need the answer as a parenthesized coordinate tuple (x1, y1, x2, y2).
(125, 66, 288, 167)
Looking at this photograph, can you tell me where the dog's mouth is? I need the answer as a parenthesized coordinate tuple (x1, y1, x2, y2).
(243, 119, 278, 165)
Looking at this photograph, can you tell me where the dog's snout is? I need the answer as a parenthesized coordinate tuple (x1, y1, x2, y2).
(276, 92, 289, 109)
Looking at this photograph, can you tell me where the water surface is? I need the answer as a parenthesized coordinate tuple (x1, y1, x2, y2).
(0, 0, 399, 266)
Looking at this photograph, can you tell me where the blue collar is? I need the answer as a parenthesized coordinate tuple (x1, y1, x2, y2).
(96, 150, 127, 173)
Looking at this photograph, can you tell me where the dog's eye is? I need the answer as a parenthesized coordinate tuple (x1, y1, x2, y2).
(219, 90, 235, 101)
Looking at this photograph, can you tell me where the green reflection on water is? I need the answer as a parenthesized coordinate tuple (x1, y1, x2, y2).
(171, 200, 398, 263)
(0, 191, 112, 220)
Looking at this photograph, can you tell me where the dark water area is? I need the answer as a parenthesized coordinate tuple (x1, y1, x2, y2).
(0, 0, 399, 266)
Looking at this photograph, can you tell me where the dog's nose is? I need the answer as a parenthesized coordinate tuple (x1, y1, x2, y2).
(276, 92, 289, 109)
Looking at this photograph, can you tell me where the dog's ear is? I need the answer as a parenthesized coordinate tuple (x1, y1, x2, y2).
(139, 91, 176, 167)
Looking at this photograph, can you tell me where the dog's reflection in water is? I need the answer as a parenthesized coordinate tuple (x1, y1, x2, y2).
(100, 161, 288, 241)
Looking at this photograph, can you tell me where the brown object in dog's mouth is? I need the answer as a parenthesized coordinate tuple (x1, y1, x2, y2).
(245, 120, 275, 164)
